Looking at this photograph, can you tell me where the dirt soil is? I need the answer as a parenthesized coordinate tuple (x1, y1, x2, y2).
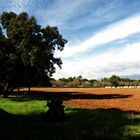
(24, 88, 140, 112)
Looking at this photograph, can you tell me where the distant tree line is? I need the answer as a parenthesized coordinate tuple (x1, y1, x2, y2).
(51, 75, 140, 88)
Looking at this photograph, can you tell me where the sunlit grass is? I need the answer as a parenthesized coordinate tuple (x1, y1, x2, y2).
(0, 96, 47, 115)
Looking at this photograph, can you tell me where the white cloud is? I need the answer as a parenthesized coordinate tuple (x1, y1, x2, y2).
(11, 0, 29, 13)
(35, 0, 140, 34)
(53, 42, 140, 79)
(64, 0, 124, 31)
(1, 0, 30, 13)
(36, 0, 94, 26)
(57, 13, 140, 58)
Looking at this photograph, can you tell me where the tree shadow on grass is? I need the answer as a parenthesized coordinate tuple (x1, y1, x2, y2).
(9, 90, 132, 102)
(0, 107, 140, 140)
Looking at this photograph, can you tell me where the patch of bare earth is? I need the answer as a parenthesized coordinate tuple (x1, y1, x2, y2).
(24, 88, 140, 112)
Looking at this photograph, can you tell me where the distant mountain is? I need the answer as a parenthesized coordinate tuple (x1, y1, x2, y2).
(120, 74, 140, 80)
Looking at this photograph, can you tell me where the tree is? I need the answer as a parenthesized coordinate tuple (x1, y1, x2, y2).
(0, 12, 67, 97)
(109, 75, 121, 87)
(101, 77, 109, 82)
(77, 75, 82, 81)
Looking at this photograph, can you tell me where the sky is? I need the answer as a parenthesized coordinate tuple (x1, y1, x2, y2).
(1, 0, 140, 79)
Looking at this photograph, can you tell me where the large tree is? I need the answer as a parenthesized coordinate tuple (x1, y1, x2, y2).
(0, 12, 67, 97)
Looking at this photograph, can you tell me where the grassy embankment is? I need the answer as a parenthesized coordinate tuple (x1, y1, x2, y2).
(0, 94, 140, 140)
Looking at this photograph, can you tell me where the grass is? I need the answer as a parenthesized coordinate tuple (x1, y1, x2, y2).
(0, 97, 47, 115)
(0, 95, 140, 140)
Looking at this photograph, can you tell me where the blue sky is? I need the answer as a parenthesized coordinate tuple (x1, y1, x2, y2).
(1, 0, 140, 79)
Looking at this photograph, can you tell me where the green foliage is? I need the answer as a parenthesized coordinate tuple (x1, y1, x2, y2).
(52, 75, 140, 88)
(121, 78, 132, 82)
(0, 12, 67, 95)
(101, 77, 108, 82)
(109, 75, 121, 87)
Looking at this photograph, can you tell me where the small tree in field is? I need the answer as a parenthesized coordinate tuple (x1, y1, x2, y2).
(0, 12, 67, 97)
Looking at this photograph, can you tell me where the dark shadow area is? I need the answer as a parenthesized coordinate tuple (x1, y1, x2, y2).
(0, 108, 140, 140)
(9, 90, 132, 101)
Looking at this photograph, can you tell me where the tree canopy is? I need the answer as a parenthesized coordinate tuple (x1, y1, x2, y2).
(109, 75, 121, 87)
(0, 12, 67, 97)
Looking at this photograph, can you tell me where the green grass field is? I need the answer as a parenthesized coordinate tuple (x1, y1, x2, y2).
(0, 95, 140, 140)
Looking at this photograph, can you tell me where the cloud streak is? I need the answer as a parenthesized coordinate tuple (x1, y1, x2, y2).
(35, 0, 95, 27)
(0, 0, 30, 13)
(33, 0, 140, 42)
(58, 13, 140, 58)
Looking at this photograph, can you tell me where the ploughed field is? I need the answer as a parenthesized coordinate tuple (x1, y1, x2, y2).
(23, 88, 140, 112)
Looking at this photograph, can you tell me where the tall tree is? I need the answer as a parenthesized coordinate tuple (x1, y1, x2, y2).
(0, 12, 67, 97)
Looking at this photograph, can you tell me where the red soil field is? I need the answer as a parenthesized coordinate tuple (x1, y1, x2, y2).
(24, 88, 140, 112)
